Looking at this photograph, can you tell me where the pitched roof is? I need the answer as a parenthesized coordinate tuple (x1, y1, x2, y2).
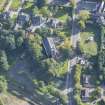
(43, 37, 58, 57)
(31, 16, 45, 26)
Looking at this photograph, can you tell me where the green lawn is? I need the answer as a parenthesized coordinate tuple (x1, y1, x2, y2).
(0, 0, 5, 4)
(80, 32, 97, 56)
(80, 24, 100, 56)
(10, 0, 21, 10)
(0, 0, 6, 12)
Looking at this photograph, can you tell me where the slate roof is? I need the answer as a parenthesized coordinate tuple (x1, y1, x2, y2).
(0, 12, 10, 20)
(31, 16, 45, 26)
(17, 13, 30, 26)
(82, 75, 91, 87)
(81, 89, 90, 102)
(46, 18, 63, 28)
(98, 1, 105, 13)
(43, 37, 58, 58)
(50, 0, 69, 5)
(97, 16, 105, 25)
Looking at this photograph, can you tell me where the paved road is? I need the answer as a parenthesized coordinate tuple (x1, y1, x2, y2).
(67, 0, 82, 105)
(71, 19, 80, 48)
(66, 58, 77, 105)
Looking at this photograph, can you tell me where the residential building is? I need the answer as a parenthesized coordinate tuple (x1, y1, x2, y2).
(31, 16, 45, 26)
(17, 12, 30, 26)
(43, 37, 58, 58)
(49, 0, 69, 6)
(0, 12, 10, 20)
(97, 16, 105, 26)
(81, 88, 90, 102)
(82, 75, 91, 87)
(46, 18, 63, 29)
(98, 1, 105, 13)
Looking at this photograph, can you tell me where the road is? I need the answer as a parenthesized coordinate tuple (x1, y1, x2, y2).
(71, 19, 80, 48)
(67, 0, 82, 105)
(66, 58, 77, 105)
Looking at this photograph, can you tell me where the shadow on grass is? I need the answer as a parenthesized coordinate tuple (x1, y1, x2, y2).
(7, 55, 53, 105)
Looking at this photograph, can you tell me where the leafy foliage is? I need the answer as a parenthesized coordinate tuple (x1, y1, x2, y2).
(98, 26, 105, 82)
(0, 50, 9, 71)
(0, 76, 8, 93)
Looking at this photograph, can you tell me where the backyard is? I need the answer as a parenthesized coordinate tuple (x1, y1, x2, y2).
(80, 23, 100, 56)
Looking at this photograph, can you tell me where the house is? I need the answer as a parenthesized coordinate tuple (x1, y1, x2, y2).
(17, 12, 30, 27)
(49, 0, 69, 6)
(97, 16, 105, 26)
(43, 37, 58, 58)
(77, 57, 86, 65)
(81, 88, 90, 102)
(81, 0, 98, 12)
(46, 18, 63, 29)
(0, 12, 10, 20)
(27, 16, 46, 32)
(86, 36, 94, 42)
(97, 1, 105, 13)
(84, 0, 100, 2)
(31, 16, 45, 26)
(82, 75, 91, 87)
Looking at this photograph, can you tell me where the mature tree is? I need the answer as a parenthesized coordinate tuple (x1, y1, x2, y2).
(74, 95, 83, 105)
(35, 27, 51, 37)
(0, 76, 8, 93)
(59, 38, 71, 59)
(0, 50, 9, 71)
(39, 7, 51, 17)
(70, 0, 77, 9)
(16, 36, 24, 48)
(78, 20, 85, 29)
(78, 10, 90, 29)
(36, 0, 47, 8)
(74, 64, 82, 91)
(32, 6, 39, 15)
(27, 35, 42, 61)
(0, 30, 16, 50)
(42, 58, 68, 78)
(98, 26, 105, 82)
(90, 87, 102, 101)
(78, 10, 90, 21)
(6, 33, 16, 50)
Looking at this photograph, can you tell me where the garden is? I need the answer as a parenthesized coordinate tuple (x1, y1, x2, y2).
(80, 23, 100, 56)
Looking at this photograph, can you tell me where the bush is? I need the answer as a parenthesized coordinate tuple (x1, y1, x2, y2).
(0, 50, 9, 71)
